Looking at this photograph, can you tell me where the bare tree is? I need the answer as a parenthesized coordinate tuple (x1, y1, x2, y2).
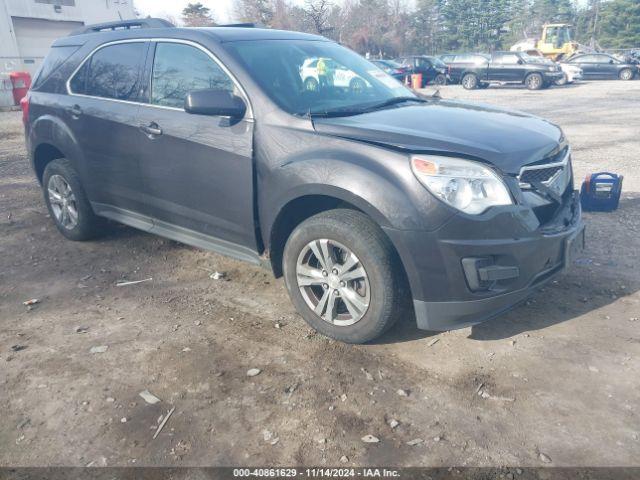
(304, 0, 333, 35)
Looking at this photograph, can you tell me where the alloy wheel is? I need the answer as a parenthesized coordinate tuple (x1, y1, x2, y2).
(47, 174, 79, 230)
(527, 74, 542, 89)
(620, 69, 633, 80)
(296, 239, 370, 326)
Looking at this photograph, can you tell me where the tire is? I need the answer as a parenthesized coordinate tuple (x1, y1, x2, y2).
(304, 77, 319, 92)
(349, 77, 366, 93)
(42, 158, 105, 241)
(283, 209, 405, 344)
(434, 74, 447, 86)
(525, 73, 544, 90)
(461, 73, 478, 90)
(619, 68, 634, 81)
(555, 73, 568, 86)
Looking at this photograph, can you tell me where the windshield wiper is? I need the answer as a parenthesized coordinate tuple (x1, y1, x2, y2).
(308, 97, 427, 118)
(362, 96, 427, 112)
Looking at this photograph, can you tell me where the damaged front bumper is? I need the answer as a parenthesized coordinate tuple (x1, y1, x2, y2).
(384, 189, 584, 331)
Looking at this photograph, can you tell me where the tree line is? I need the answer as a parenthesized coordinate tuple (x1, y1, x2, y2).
(179, 0, 640, 57)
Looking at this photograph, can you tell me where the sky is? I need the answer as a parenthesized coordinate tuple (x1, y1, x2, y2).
(133, 0, 236, 24)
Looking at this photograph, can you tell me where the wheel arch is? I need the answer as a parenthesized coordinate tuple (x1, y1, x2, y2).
(29, 114, 84, 185)
(266, 186, 396, 279)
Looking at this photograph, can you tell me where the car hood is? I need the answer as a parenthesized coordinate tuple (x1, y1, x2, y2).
(312, 100, 564, 174)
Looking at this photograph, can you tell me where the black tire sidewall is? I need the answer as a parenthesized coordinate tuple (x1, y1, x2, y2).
(283, 210, 399, 344)
(42, 158, 101, 241)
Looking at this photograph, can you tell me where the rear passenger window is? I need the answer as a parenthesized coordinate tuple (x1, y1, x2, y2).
(69, 42, 146, 101)
(151, 42, 234, 109)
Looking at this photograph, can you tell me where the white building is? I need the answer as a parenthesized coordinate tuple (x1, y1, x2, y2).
(1, 0, 137, 75)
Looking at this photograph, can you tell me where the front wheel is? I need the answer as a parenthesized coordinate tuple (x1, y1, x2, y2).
(619, 68, 634, 81)
(461, 73, 478, 90)
(283, 209, 405, 344)
(525, 73, 544, 90)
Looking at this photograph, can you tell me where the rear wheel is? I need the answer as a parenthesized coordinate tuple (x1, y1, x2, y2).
(525, 73, 544, 90)
(42, 158, 105, 241)
(283, 209, 405, 344)
(619, 68, 634, 81)
(349, 77, 366, 94)
(433, 74, 447, 86)
(461, 73, 478, 90)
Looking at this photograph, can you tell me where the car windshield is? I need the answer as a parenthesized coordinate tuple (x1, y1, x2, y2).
(226, 40, 417, 116)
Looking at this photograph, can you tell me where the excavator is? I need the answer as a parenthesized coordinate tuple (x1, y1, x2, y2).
(511, 24, 584, 61)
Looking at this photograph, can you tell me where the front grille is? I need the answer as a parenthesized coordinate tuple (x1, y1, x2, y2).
(520, 165, 563, 185)
(518, 147, 570, 190)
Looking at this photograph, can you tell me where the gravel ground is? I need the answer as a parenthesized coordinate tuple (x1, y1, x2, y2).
(0, 80, 639, 468)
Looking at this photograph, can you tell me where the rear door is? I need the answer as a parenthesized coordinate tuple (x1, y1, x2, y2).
(66, 40, 150, 218)
(135, 41, 257, 250)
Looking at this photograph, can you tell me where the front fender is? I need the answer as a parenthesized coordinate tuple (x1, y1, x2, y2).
(257, 126, 456, 249)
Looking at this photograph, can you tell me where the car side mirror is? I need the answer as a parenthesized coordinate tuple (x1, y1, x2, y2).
(609, 59, 615, 64)
(184, 89, 246, 118)
(517, 59, 524, 64)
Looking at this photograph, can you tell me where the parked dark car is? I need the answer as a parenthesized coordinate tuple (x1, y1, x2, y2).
(394, 55, 448, 86)
(23, 20, 584, 343)
(563, 53, 637, 81)
(370, 59, 409, 82)
(450, 51, 564, 90)
(438, 53, 490, 84)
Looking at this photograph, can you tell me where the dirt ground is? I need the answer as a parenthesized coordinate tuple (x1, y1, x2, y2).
(0, 80, 639, 468)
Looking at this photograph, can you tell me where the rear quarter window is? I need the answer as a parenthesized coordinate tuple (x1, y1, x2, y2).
(31, 45, 80, 91)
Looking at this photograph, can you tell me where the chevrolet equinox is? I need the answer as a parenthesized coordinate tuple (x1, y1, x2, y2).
(23, 19, 585, 343)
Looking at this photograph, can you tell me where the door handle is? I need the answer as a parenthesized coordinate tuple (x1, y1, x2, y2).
(140, 122, 162, 137)
(67, 104, 82, 118)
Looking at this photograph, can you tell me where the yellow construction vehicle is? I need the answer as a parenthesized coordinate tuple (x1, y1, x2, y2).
(511, 24, 580, 61)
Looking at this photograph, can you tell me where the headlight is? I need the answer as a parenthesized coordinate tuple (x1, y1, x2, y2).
(410, 155, 513, 214)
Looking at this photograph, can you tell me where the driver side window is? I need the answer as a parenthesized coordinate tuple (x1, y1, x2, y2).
(151, 42, 234, 109)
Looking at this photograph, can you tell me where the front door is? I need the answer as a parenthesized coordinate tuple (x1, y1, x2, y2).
(490, 53, 523, 82)
(135, 41, 257, 251)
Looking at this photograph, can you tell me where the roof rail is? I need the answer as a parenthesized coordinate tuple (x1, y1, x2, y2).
(69, 18, 174, 36)
(216, 23, 256, 28)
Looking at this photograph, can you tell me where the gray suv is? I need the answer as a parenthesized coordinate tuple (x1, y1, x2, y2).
(23, 19, 584, 343)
